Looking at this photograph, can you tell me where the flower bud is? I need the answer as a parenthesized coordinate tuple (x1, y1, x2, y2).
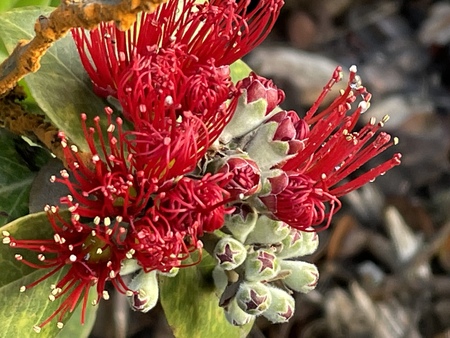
(224, 298, 255, 326)
(280, 260, 319, 293)
(238, 72, 285, 114)
(262, 287, 295, 323)
(278, 230, 319, 259)
(127, 270, 158, 313)
(224, 204, 258, 243)
(267, 110, 309, 155)
(235, 282, 272, 315)
(244, 249, 280, 282)
(245, 215, 290, 245)
(218, 157, 261, 201)
(214, 237, 247, 270)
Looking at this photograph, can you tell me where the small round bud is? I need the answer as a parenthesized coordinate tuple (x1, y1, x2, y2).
(224, 298, 255, 326)
(277, 229, 319, 259)
(214, 237, 247, 270)
(244, 249, 280, 282)
(245, 215, 290, 245)
(280, 260, 319, 293)
(127, 270, 159, 313)
(262, 287, 295, 324)
(235, 282, 272, 315)
(238, 72, 285, 114)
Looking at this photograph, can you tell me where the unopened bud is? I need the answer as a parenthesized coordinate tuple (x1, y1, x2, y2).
(280, 260, 319, 293)
(218, 157, 261, 201)
(262, 287, 295, 323)
(245, 215, 290, 245)
(278, 230, 319, 259)
(236, 282, 272, 315)
(238, 72, 285, 114)
(214, 237, 247, 270)
(244, 249, 280, 282)
(224, 298, 255, 326)
(127, 270, 158, 313)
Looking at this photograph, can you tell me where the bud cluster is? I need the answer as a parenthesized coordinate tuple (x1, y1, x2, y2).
(212, 209, 319, 325)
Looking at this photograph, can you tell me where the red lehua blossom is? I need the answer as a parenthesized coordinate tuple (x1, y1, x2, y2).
(154, 173, 235, 234)
(260, 171, 340, 232)
(72, 0, 283, 98)
(116, 44, 237, 138)
(117, 45, 238, 179)
(54, 107, 157, 220)
(2, 206, 130, 330)
(125, 173, 234, 272)
(262, 66, 401, 231)
(126, 216, 201, 273)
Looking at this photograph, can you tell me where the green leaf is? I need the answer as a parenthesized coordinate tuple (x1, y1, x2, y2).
(12, 0, 52, 7)
(0, 7, 109, 151)
(0, 267, 69, 337)
(230, 60, 252, 84)
(0, 211, 86, 337)
(0, 211, 68, 286)
(0, 0, 15, 12)
(160, 253, 253, 338)
(0, 129, 51, 226)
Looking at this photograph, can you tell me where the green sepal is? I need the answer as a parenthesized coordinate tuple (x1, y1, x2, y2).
(220, 94, 268, 144)
(279, 260, 319, 293)
(245, 215, 290, 245)
(224, 206, 258, 243)
(244, 122, 291, 170)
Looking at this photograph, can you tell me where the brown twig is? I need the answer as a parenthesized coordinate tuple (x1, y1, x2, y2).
(0, 85, 66, 161)
(0, 0, 165, 97)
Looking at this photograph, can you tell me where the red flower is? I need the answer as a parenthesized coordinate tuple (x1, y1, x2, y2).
(260, 171, 340, 231)
(2, 207, 130, 331)
(54, 108, 157, 220)
(116, 45, 238, 165)
(125, 173, 234, 271)
(72, 0, 283, 98)
(154, 173, 234, 234)
(126, 216, 201, 273)
(261, 66, 401, 231)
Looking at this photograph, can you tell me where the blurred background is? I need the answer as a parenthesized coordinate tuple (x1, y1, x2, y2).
(2, 0, 450, 337)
